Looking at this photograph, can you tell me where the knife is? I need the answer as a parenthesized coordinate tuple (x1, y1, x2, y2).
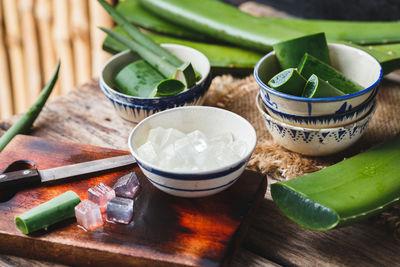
(0, 155, 136, 191)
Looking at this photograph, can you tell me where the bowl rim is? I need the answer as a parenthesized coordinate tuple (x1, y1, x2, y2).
(254, 43, 383, 103)
(256, 94, 376, 132)
(128, 106, 257, 176)
(100, 43, 211, 100)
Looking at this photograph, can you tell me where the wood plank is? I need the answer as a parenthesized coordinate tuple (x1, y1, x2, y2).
(0, 135, 267, 266)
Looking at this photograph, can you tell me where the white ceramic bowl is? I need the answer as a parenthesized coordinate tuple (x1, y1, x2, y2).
(259, 88, 376, 129)
(100, 44, 211, 124)
(256, 95, 376, 156)
(255, 43, 382, 117)
(128, 106, 257, 197)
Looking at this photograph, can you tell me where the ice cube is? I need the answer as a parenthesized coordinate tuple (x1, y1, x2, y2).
(113, 172, 140, 199)
(88, 183, 116, 212)
(162, 128, 185, 148)
(147, 127, 167, 148)
(75, 200, 103, 231)
(137, 141, 158, 162)
(106, 197, 134, 224)
(188, 130, 207, 153)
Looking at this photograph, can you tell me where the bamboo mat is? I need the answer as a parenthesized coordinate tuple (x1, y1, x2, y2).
(204, 73, 400, 238)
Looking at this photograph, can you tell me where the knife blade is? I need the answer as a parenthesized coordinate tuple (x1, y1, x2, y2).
(0, 154, 136, 190)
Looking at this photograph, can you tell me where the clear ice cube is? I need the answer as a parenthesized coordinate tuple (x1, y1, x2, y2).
(75, 200, 103, 231)
(88, 183, 116, 212)
(113, 172, 140, 199)
(106, 197, 134, 224)
(137, 141, 158, 163)
(188, 130, 207, 152)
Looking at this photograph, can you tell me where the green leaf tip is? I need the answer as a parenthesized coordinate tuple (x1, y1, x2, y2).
(271, 183, 339, 231)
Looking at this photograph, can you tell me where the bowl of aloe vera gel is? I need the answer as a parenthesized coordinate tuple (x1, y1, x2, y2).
(254, 33, 382, 118)
(128, 106, 257, 197)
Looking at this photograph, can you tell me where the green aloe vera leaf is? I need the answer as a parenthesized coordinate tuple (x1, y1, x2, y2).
(98, 0, 182, 67)
(139, 0, 304, 52)
(298, 53, 363, 94)
(114, 60, 162, 97)
(268, 68, 306, 96)
(302, 74, 345, 98)
(102, 26, 263, 69)
(174, 62, 196, 88)
(101, 27, 178, 79)
(15, 191, 81, 234)
(271, 134, 400, 231)
(155, 79, 185, 96)
(273, 32, 331, 69)
(116, 0, 208, 41)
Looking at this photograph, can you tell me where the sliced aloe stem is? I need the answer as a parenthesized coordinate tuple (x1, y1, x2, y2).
(15, 191, 81, 234)
(175, 62, 196, 88)
(298, 53, 363, 94)
(114, 60, 163, 97)
(271, 134, 400, 231)
(155, 79, 185, 96)
(303, 74, 345, 98)
(98, 0, 182, 67)
(273, 32, 331, 69)
(268, 68, 306, 96)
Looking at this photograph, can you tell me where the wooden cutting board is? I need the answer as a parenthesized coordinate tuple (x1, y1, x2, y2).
(0, 135, 267, 267)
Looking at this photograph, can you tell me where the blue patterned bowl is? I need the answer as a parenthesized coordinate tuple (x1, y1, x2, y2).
(128, 106, 257, 198)
(255, 43, 382, 117)
(256, 95, 376, 156)
(100, 44, 211, 123)
(260, 88, 376, 129)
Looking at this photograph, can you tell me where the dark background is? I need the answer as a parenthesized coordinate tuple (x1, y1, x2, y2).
(224, 0, 400, 21)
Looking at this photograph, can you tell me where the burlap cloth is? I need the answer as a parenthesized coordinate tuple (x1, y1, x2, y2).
(203, 74, 400, 237)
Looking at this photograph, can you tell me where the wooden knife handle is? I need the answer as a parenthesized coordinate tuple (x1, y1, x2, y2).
(0, 169, 41, 190)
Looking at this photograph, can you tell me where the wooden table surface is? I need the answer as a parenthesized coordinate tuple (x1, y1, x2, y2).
(1, 76, 400, 266)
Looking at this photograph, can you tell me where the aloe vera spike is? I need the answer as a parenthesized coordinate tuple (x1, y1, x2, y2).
(100, 27, 177, 78)
(0, 62, 60, 152)
(271, 134, 400, 231)
(98, 0, 183, 67)
(139, 0, 303, 52)
(15, 191, 81, 234)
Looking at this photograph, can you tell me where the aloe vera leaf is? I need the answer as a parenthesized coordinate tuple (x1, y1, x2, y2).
(114, 60, 162, 97)
(155, 79, 185, 96)
(139, 0, 304, 52)
(98, 0, 182, 67)
(271, 134, 400, 231)
(303, 74, 345, 98)
(273, 32, 331, 69)
(0, 62, 60, 152)
(298, 53, 363, 94)
(116, 0, 208, 41)
(175, 62, 196, 88)
(15, 191, 81, 234)
(102, 26, 263, 69)
(268, 68, 306, 96)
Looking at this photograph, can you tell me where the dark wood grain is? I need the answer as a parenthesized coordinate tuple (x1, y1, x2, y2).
(0, 135, 267, 267)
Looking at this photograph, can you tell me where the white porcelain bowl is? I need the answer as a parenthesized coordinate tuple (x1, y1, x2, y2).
(128, 106, 257, 197)
(100, 44, 211, 124)
(255, 43, 382, 117)
(256, 95, 376, 156)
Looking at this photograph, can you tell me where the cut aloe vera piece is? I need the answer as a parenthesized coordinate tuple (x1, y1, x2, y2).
(303, 74, 345, 98)
(174, 62, 196, 88)
(298, 53, 363, 94)
(268, 68, 306, 96)
(15, 191, 81, 234)
(271, 134, 400, 231)
(273, 32, 331, 69)
(155, 79, 185, 96)
(139, 0, 303, 52)
(114, 60, 162, 97)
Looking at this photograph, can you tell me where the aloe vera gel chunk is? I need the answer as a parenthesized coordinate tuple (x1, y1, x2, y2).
(303, 74, 345, 98)
(273, 32, 331, 69)
(268, 68, 306, 96)
(271, 134, 400, 231)
(15, 191, 81, 234)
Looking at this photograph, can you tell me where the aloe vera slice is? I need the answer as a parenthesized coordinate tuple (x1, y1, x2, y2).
(114, 60, 162, 97)
(273, 32, 331, 69)
(15, 191, 81, 234)
(298, 53, 363, 94)
(268, 68, 306, 96)
(303, 74, 345, 98)
(271, 134, 400, 231)
(155, 79, 185, 96)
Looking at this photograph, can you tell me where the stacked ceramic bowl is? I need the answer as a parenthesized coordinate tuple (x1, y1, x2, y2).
(100, 44, 211, 124)
(255, 43, 383, 156)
